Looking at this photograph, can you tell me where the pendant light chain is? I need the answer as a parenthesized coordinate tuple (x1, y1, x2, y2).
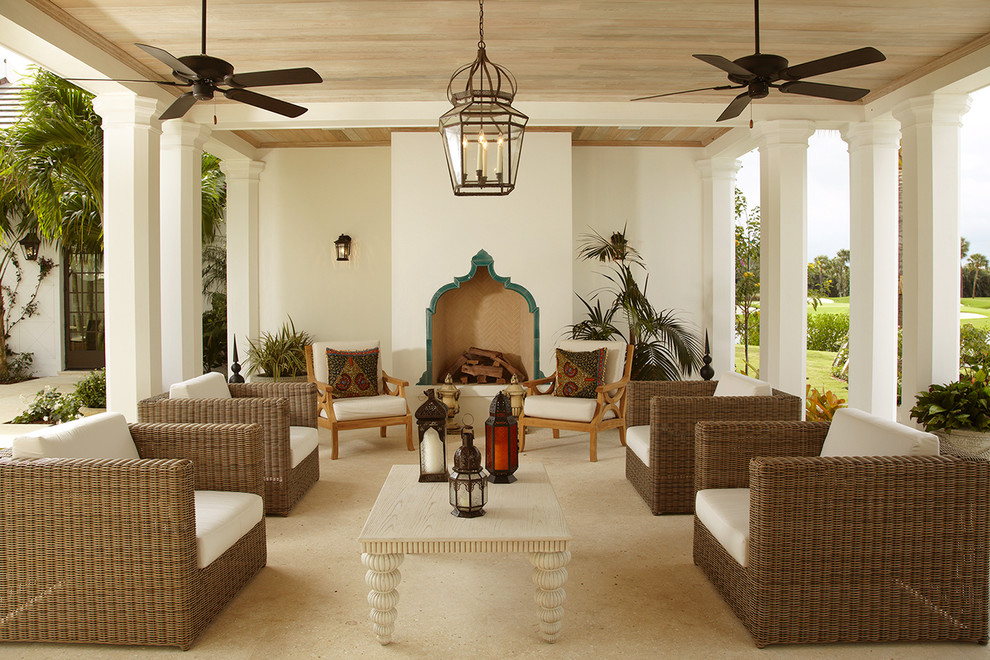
(478, 0, 485, 49)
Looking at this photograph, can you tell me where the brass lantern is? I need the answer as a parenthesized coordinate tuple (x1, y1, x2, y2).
(485, 391, 518, 483)
(333, 234, 352, 261)
(449, 424, 487, 517)
(438, 0, 528, 196)
(415, 388, 448, 483)
(503, 374, 526, 418)
(437, 374, 461, 433)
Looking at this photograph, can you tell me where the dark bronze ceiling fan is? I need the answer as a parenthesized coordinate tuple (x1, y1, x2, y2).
(632, 0, 886, 121)
(79, 0, 323, 120)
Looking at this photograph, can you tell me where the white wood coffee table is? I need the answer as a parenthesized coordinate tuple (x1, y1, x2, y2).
(358, 462, 572, 645)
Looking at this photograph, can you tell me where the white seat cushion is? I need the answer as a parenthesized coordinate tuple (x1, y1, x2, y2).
(311, 340, 382, 386)
(713, 372, 773, 397)
(523, 394, 617, 423)
(329, 394, 407, 422)
(289, 426, 319, 468)
(170, 372, 231, 399)
(821, 407, 940, 457)
(625, 425, 651, 467)
(194, 490, 264, 569)
(12, 412, 139, 460)
(696, 488, 751, 568)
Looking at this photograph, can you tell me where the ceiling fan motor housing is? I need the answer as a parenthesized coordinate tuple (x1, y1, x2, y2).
(728, 53, 789, 83)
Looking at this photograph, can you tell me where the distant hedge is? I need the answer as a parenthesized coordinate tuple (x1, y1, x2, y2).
(736, 311, 849, 352)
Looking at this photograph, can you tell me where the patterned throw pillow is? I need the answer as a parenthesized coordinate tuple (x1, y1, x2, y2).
(326, 348, 380, 398)
(554, 348, 607, 398)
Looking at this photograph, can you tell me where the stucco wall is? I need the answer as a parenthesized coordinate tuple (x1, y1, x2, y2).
(3, 242, 62, 378)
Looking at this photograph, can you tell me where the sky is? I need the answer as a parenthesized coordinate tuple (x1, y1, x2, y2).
(736, 86, 990, 261)
(4, 47, 989, 261)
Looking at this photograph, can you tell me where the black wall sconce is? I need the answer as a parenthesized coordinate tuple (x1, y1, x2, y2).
(19, 231, 40, 261)
(334, 234, 352, 261)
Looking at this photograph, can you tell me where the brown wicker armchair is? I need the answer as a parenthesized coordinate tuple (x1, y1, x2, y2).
(693, 418, 990, 647)
(138, 380, 319, 516)
(0, 422, 267, 650)
(624, 380, 801, 515)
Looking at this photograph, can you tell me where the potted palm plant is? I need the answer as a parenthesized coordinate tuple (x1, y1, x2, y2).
(570, 227, 702, 380)
(245, 317, 312, 382)
(910, 370, 990, 458)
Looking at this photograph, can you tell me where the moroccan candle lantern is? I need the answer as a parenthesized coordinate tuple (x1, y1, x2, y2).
(415, 388, 448, 482)
(485, 391, 518, 483)
(449, 424, 487, 517)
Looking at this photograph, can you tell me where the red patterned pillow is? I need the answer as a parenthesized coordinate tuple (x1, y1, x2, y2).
(554, 348, 607, 398)
(326, 348, 380, 398)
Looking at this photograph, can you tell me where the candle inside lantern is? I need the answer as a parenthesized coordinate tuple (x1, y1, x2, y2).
(422, 428, 444, 474)
(496, 136, 504, 175)
(476, 132, 487, 173)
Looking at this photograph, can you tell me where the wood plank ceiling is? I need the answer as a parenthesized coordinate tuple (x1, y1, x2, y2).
(32, 0, 990, 147)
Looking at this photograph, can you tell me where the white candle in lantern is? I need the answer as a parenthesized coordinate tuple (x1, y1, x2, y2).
(422, 428, 444, 474)
(476, 133, 486, 173)
(496, 136, 504, 175)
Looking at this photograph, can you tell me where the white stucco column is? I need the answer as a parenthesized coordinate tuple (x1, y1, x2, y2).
(697, 156, 740, 377)
(92, 93, 162, 420)
(893, 94, 971, 423)
(221, 158, 264, 375)
(840, 119, 901, 419)
(160, 120, 210, 389)
(752, 120, 815, 399)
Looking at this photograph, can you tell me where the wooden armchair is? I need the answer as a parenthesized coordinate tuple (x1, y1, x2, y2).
(0, 417, 267, 650)
(624, 378, 801, 515)
(305, 341, 413, 459)
(518, 340, 633, 462)
(693, 413, 989, 647)
(138, 373, 320, 516)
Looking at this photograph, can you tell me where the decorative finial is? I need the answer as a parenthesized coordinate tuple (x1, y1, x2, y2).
(228, 335, 245, 383)
(700, 330, 715, 381)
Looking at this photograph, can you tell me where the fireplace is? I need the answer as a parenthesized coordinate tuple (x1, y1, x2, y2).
(420, 250, 541, 385)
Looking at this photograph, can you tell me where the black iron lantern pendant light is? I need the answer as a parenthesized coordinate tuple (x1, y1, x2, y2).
(439, 0, 528, 196)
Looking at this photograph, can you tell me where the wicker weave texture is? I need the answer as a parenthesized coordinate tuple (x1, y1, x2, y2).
(693, 419, 990, 647)
(624, 381, 801, 514)
(137, 381, 319, 516)
(0, 422, 267, 649)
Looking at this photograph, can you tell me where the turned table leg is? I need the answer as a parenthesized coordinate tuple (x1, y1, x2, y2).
(362, 552, 403, 645)
(530, 550, 570, 643)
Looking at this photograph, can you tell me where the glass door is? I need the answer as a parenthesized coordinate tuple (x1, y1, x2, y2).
(63, 252, 105, 370)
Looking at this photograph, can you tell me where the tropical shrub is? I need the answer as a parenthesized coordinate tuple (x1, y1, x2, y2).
(807, 312, 849, 352)
(806, 385, 846, 422)
(961, 324, 990, 376)
(910, 371, 990, 433)
(73, 368, 106, 408)
(246, 317, 312, 380)
(735, 310, 760, 346)
(11, 386, 80, 424)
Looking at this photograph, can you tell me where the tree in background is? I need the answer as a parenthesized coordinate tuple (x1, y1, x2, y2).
(967, 253, 988, 298)
(571, 226, 702, 380)
(734, 188, 761, 375)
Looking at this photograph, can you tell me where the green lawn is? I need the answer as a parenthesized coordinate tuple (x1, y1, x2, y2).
(735, 344, 848, 401)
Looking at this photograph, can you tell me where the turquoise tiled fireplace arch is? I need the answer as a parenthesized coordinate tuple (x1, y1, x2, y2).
(419, 249, 542, 385)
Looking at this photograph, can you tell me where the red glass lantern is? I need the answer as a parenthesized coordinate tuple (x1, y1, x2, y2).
(485, 391, 518, 483)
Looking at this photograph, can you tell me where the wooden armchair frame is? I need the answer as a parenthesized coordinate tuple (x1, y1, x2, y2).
(0, 422, 267, 650)
(305, 344, 413, 460)
(518, 344, 634, 462)
(693, 419, 990, 647)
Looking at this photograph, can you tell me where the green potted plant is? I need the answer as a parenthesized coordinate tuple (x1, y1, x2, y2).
(74, 368, 106, 416)
(245, 316, 312, 382)
(910, 370, 990, 458)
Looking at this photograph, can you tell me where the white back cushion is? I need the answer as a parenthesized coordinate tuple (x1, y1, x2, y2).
(713, 371, 773, 397)
(12, 412, 139, 460)
(557, 339, 627, 385)
(821, 407, 940, 457)
(312, 340, 381, 385)
(170, 372, 231, 399)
